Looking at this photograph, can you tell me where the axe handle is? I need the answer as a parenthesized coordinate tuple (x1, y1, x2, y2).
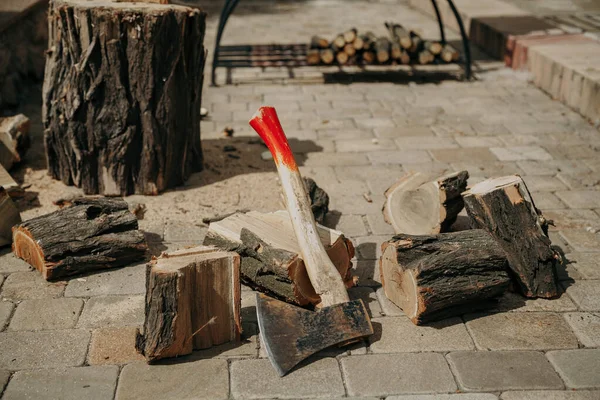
(250, 107, 350, 307)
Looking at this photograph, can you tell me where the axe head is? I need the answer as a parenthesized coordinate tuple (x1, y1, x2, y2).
(256, 293, 373, 376)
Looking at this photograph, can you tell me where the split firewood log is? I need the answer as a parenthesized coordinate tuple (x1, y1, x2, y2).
(409, 31, 423, 53)
(12, 197, 147, 280)
(336, 51, 349, 65)
(352, 36, 364, 51)
(424, 40, 443, 55)
(343, 43, 357, 57)
(0, 114, 30, 171)
(380, 230, 510, 325)
(383, 171, 469, 235)
(310, 35, 329, 49)
(0, 187, 21, 247)
(136, 246, 241, 362)
(463, 175, 559, 298)
(441, 44, 459, 62)
(343, 28, 358, 44)
(418, 49, 435, 65)
(375, 37, 391, 64)
(307, 49, 321, 65)
(333, 34, 346, 49)
(385, 22, 412, 49)
(0, 164, 21, 198)
(203, 211, 356, 307)
(320, 49, 335, 65)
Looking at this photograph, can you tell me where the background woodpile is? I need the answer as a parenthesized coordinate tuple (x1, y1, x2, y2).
(307, 22, 459, 66)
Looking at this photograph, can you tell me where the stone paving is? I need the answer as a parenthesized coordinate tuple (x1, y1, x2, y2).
(1, 0, 600, 399)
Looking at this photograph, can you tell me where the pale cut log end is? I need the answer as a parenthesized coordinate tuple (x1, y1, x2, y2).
(12, 227, 48, 278)
(381, 243, 419, 321)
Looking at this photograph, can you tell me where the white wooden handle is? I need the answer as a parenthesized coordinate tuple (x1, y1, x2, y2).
(250, 107, 350, 307)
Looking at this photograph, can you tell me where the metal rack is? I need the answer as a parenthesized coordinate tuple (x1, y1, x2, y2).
(211, 0, 472, 86)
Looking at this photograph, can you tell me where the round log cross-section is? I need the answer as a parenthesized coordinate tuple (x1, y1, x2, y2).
(42, 0, 206, 195)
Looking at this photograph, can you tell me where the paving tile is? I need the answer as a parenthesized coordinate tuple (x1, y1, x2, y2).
(374, 126, 435, 138)
(365, 213, 395, 235)
(351, 260, 380, 288)
(317, 129, 374, 140)
(334, 165, 403, 195)
(65, 263, 146, 297)
(116, 359, 229, 400)
(355, 117, 396, 129)
(77, 295, 144, 329)
(348, 287, 383, 318)
(370, 316, 474, 353)
(230, 358, 344, 399)
(0, 271, 65, 301)
(388, 395, 498, 400)
(543, 145, 599, 160)
(547, 349, 600, 389)
(544, 210, 599, 230)
(450, 162, 523, 178)
(431, 124, 476, 137)
(465, 312, 578, 351)
(0, 369, 9, 394)
(563, 312, 600, 347)
(375, 287, 403, 316)
(3, 366, 118, 400)
(88, 327, 145, 365)
(0, 249, 31, 273)
(556, 172, 600, 191)
(501, 390, 600, 400)
(517, 160, 592, 176)
(341, 353, 456, 397)
(164, 220, 207, 242)
(564, 281, 600, 311)
(447, 351, 563, 391)
(0, 301, 14, 331)
(336, 139, 396, 152)
(454, 136, 504, 148)
(522, 176, 568, 192)
(0, 329, 90, 369)
(490, 146, 553, 161)
(531, 193, 566, 210)
(492, 292, 577, 313)
(555, 191, 600, 209)
(565, 253, 600, 279)
(394, 136, 459, 150)
(367, 150, 431, 164)
(329, 194, 383, 215)
(304, 152, 370, 167)
(324, 214, 367, 237)
(353, 235, 391, 260)
(430, 148, 497, 163)
(9, 298, 83, 331)
(559, 230, 600, 252)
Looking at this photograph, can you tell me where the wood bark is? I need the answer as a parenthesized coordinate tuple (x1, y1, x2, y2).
(42, 0, 206, 196)
(380, 230, 510, 325)
(203, 211, 356, 307)
(0, 114, 30, 171)
(304, 177, 329, 225)
(0, 187, 21, 247)
(383, 171, 468, 235)
(463, 175, 559, 298)
(136, 246, 241, 362)
(12, 197, 147, 280)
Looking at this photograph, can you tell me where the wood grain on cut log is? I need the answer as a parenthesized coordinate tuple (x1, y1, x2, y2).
(383, 171, 468, 235)
(380, 230, 510, 324)
(375, 37, 391, 64)
(320, 49, 334, 65)
(463, 175, 559, 298)
(136, 246, 240, 362)
(0, 114, 30, 171)
(12, 197, 148, 280)
(0, 187, 21, 247)
(307, 49, 321, 65)
(441, 44, 459, 62)
(203, 211, 355, 307)
(43, 0, 206, 195)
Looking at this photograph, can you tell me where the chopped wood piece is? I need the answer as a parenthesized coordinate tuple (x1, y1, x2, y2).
(383, 171, 469, 235)
(380, 230, 510, 325)
(0, 187, 21, 247)
(310, 35, 329, 49)
(43, 0, 206, 195)
(333, 35, 346, 49)
(463, 175, 559, 298)
(418, 49, 435, 64)
(320, 49, 335, 64)
(424, 40, 443, 55)
(409, 31, 423, 53)
(352, 36, 364, 50)
(385, 22, 412, 49)
(12, 197, 148, 280)
(375, 37, 391, 63)
(343, 28, 358, 44)
(336, 51, 349, 65)
(203, 211, 355, 307)
(304, 177, 329, 225)
(0, 164, 21, 197)
(135, 246, 240, 362)
(307, 49, 321, 65)
(343, 44, 356, 57)
(0, 114, 30, 171)
(362, 51, 375, 64)
(361, 32, 377, 50)
(441, 44, 459, 62)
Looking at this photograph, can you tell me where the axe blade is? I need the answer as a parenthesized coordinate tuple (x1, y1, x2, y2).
(256, 293, 373, 376)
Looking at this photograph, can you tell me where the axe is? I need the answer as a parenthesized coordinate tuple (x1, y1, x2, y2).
(249, 107, 373, 376)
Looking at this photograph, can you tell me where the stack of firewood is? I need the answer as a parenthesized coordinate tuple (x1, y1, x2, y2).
(306, 22, 459, 66)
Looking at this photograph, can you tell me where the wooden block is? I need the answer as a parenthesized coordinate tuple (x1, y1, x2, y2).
(380, 230, 510, 325)
(0, 114, 30, 171)
(0, 186, 21, 247)
(0, 163, 21, 197)
(135, 246, 241, 362)
(203, 210, 356, 307)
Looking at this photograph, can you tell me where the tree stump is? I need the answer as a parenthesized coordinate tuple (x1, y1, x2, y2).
(136, 246, 241, 362)
(463, 175, 559, 298)
(383, 171, 469, 235)
(380, 230, 510, 325)
(12, 197, 148, 280)
(42, 0, 206, 195)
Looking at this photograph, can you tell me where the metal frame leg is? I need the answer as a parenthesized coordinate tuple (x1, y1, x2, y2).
(211, 0, 242, 86)
(446, 0, 472, 80)
(431, 0, 446, 45)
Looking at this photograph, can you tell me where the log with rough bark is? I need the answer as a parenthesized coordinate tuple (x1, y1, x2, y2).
(135, 246, 241, 362)
(380, 230, 510, 325)
(203, 210, 356, 307)
(0, 187, 21, 247)
(12, 197, 148, 280)
(441, 44, 459, 62)
(385, 22, 412, 49)
(463, 175, 559, 298)
(304, 177, 329, 225)
(383, 171, 468, 235)
(0, 114, 30, 171)
(375, 37, 391, 63)
(42, 0, 206, 196)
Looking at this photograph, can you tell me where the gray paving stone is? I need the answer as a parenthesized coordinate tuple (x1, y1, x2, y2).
(374, 126, 435, 138)
(341, 353, 456, 397)
(492, 292, 577, 313)
(317, 129, 374, 140)
(348, 287, 383, 318)
(230, 358, 345, 399)
(0, 272, 65, 301)
(566, 253, 600, 279)
(447, 351, 563, 392)
(0, 250, 32, 273)
(9, 298, 83, 331)
(556, 172, 600, 191)
(304, 152, 370, 167)
(450, 162, 523, 178)
(336, 139, 396, 153)
(454, 136, 505, 148)
(394, 136, 459, 150)
(164, 220, 207, 242)
(329, 194, 383, 215)
(543, 210, 599, 230)
(355, 117, 396, 129)
(77, 295, 144, 329)
(559, 230, 600, 252)
(522, 176, 568, 192)
(3, 366, 118, 400)
(547, 349, 600, 389)
(0, 301, 13, 331)
(88, 327, 145, 365)
(65, 263, 146, 297)
(555, 191, 600, 209)
(365, 213, 395, 235)
(430, 124, 476, 137)
(0, 329, 90, 369)
(563, 312, 600, 347)
(501, 390, 600, 400)
(370, 316, 474, 353)
(531, 193, 566, 210)
(543, 145, 599, 160)
(367, 150, 431, 164)
(430, 148, 497, 163)
(517, 160, 592, 176)
(375, 287, 403, 316)
(117, 359, 229, 400)
(490, 146, 553, 161)
(564, 281, 600, 311)
(465, 312, 578, 351)
(324, 214, 368, 237)
(389, 395, 498, 400)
